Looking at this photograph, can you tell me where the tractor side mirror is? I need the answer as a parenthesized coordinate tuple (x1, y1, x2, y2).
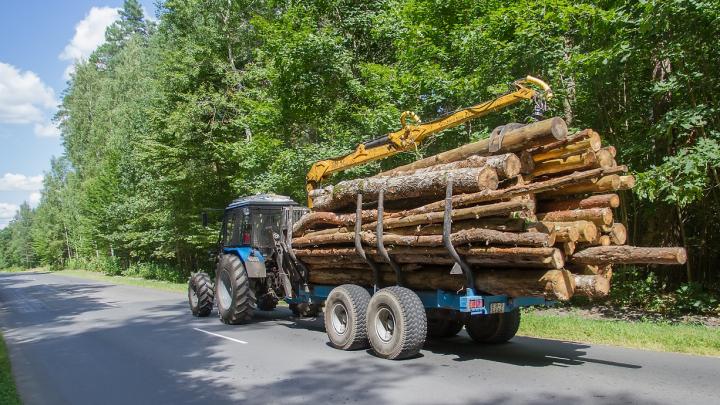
(201, 211, 209, 228)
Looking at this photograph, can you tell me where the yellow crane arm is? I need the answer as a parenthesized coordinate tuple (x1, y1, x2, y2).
(305, 75, 552, 206)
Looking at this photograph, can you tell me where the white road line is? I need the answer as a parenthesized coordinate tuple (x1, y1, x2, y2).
(193, 327, 248, 344)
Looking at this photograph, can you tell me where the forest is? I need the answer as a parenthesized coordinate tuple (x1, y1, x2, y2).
(1, 0, 718, 308)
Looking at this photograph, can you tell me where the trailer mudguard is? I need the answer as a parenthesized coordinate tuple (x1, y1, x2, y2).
(222, 247, 267, 278)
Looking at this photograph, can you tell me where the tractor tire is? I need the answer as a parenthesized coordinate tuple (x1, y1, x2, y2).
(366, 286, 427, 360)
(465, 309, 521, 344)
(216, 254, 256, 324)
(427, 318, 464, 339)
(324, 284, 371, 351)
(188, 272, 214, 317)
(290, 302, 322, 318)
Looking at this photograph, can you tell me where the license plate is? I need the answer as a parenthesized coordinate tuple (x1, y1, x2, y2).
(490, 303, 505, 314)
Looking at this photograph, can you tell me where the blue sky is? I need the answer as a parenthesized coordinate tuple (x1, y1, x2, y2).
(0, 0, 156, 227)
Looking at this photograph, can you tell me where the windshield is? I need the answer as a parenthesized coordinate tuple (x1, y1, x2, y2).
(250, 208, 281, 248)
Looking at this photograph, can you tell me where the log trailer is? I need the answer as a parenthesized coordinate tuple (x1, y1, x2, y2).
(188, 76, 556, 359)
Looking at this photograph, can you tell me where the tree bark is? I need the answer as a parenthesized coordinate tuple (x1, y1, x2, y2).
(569, 246, 687, 265)
(538, 194, 620, 211)
(605, 223, 627, 245)
(528, 129, 601, 161)
(385, 218, 527, 235)
(572, 273, 610, 299)
(538, 208, 613, 227)
(539, 175, 622, 198)
(618, 175, 636, 190)
(540, 221, 598, 243)
(377, 153, 521, 180)
(378, 117, 568, 176)
(312, 166, 498, 211)
(293, 210, 377, 234)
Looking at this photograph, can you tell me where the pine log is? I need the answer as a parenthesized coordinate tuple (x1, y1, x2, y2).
(312, 166, 499, 211)
(618, 175, 636, 190)
(386, 218, 527, 236)
(401, 167, 613, 216)
(538, 208, 613, 227)
(306, 267, 575, 301)
(532, 152, 600, 177)
(603, 146, 617, 157)
(528, 129, 602, 162)
(379, 153, 522, 180)
(367, 200, 531, 230)
(567, 263, 613, 278)
(550, 225, 580, 242)
(605, 223, 627, 245)
(539, 175, 621, 198)
(570, 246, 687, 265)
(595, 149, 616, 168)
(540, 221, 597, 242)
(518, 151, 536, 174)
(379, 117, 568, 176)
(562, 241, 576, 255)
(572, 273, 610, 299)
(293, 210, 377, 234)
(538, 194, 620, 211)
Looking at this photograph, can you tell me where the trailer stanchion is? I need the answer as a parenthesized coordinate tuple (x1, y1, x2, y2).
(376, 188, 403, 286)
(354, 192, 381, 291)
(442, 175, 475, 292)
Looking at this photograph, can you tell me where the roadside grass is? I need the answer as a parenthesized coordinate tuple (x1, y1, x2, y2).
(519, 310, 720, 357)
(54, 269, 187, 293)
(0, 332, 21, 405)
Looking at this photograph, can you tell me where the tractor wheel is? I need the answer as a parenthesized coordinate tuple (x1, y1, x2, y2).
(324, 285, 371, 351)
(290, 302, 322, 318)
(188, 272, 214, 317)
(366, 286, 427, 360)
(465, 309, 521, 344)
(216, 254, 256, 324)
(427, 318, 464, 339)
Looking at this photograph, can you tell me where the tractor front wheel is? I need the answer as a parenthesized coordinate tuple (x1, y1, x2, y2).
(188, 272, 214, 317)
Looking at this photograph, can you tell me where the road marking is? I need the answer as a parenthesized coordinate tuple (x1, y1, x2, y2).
(193, 327, 248, 344)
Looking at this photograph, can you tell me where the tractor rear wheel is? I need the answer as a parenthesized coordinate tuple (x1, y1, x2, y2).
(188, 272, 214, 317)
(324, 285, 371, 350)
(216, 254, 256, 324)
(366, 286, 427, 360)
(465, 309, 521, 344)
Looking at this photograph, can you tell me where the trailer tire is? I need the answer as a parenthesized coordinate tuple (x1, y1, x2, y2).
(367, 286, 427, 360)
(427, 318, 464, 339)
(216, 254, 256, 324)
(324, 284, 371, 350)
(465, 309, 521, 344)
(188, 272, 214, 317)
(290, 302, 322, 317)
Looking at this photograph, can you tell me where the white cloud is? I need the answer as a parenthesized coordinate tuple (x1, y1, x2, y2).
(0, 62, 57, 125)
(0, 173, 43, 192)
(60, 7, 119, 79)
(0, 202, 19, 229)
(28, 192, 42, 208)
(33, 122, 61, 138)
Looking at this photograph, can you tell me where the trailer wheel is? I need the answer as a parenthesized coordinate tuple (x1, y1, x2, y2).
(216, 254, 256, 324)
(188, 272, 214, 317)
(324, 285, 370, 350)
(427, 318, 464, 339)
(465, 309, 521, 344)
(290, 302, 322, 317)
(367, 286, 427, 360)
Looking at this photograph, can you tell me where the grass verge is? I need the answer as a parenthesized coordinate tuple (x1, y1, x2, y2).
(0, 332, 21, 405)
(519, 310, 720, 357)
(54, 269, 187, 293)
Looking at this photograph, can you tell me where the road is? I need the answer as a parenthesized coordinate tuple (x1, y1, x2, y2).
(1, 271, 718, 405)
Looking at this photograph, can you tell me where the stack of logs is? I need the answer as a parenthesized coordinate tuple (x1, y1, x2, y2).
(290, 117, 687, 301)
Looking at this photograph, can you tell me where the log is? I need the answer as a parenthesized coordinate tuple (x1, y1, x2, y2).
(528, 129, 602, 162)
(550, 225, 580, 243)
(368, 200, 531, 230)
(604, 145, 617, 157)
(569, 246, 687, 265)
(562, 241, 576, 255)
(386, 218, 527, 235)
(312, 166, 499, 211)
(538, 208, 613, 227)
(539, 175, 621, 198)
(532, 152, 600, 177)
(594, 148, 616, 168)
(540, 221, 597, 242)
(379, 153, 522, 180)
(307, 267, 575, 301)
(293, 210, 377, 234)
(401, 167, 612, 216)
(567, 263, 613, 278)
(538, 194, 620, 211)
(605, 223, 627, 245)
(572, 273, 610, 298)
(296, 246, 565, 269)
(379, 117, 568, 176)
(618, 175, 635, 190)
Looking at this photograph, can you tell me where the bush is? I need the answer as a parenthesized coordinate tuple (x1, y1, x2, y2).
(123, 262, 185, 283)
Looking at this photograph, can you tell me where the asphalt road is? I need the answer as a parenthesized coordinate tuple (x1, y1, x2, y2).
(1, 272, 718, 405)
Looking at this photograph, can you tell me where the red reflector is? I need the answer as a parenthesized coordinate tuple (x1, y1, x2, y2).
(242, 233, 251, 244)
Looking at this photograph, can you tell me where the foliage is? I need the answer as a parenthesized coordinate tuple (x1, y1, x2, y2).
(0, 332, 21, 405)
(0, 0, 719, 303)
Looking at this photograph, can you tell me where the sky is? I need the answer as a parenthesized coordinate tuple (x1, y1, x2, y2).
(0, 0, 156, 228)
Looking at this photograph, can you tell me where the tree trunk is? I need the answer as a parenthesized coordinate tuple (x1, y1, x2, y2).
(293, 210, 377, 234)
(538, 208, 613, 227)
(528, 129, 602, 161)
(377, 153, 522, 180)
(539, 175, 622, 198)
(569, 246, 687, 265)
(312, 166, 498, 211)
(538, 194, 620, 211)
(379, 117, 568, 176)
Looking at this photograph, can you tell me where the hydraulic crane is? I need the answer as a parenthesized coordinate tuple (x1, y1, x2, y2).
(305, 75, 553, 207)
